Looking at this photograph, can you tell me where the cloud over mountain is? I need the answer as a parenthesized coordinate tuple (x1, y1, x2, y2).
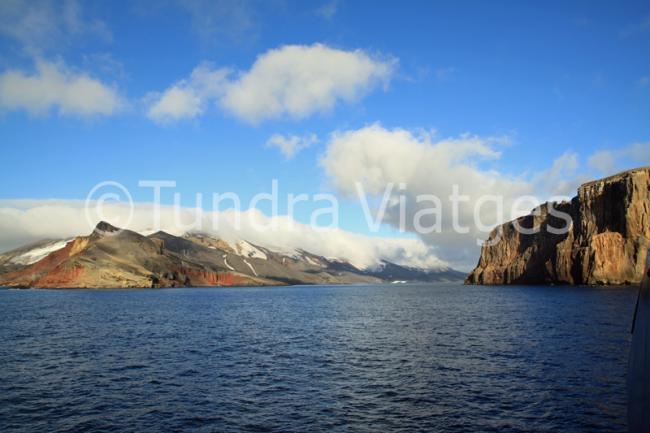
(0, 200, 449, 271)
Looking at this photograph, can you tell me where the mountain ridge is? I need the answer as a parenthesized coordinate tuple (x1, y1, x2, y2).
(0, 223, 464, 288)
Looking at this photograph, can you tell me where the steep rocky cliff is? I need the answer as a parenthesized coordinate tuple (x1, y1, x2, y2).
(466, 167, 650, 285)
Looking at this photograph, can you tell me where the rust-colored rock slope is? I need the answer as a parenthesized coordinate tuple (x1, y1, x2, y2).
(466, 167, 650, 285)
(0, 222, 465, 288)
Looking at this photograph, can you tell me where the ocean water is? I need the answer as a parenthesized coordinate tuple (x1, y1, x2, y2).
(0, 283, 636, 432)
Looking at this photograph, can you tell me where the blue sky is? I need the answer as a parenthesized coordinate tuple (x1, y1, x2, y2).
(0, 0, 649, 267)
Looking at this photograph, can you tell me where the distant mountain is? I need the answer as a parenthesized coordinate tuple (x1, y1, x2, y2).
(366, 260, 466, 283)
(0, 222, 463, 288)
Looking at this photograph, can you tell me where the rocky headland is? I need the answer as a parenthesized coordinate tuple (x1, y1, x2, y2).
(466, 167, 650, 285)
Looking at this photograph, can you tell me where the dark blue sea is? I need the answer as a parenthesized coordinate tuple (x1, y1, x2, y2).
(0, 283, 637, 432)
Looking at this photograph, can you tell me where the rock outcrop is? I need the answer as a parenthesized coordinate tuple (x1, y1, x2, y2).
(466, 167, 650, 285)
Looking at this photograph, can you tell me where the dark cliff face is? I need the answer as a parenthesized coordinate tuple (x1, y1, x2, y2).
(466, 167, 650, 285)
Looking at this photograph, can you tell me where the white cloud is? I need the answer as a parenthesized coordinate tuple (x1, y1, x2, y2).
(0, 200, 449, 271)
(222, 44, 396, 122)
(147, 87, 202, 122)
(588, 142, 650, 174)
(146, 44, 397, 123)
(146, 63, 230, 123)
(266, 133, 319, 159)
(0, 0, 111, 54)
(0, 59, 123, 116)
(530, 151, 581, 196)
(321, 123, 579, 268)
(587, 150, 616, 174)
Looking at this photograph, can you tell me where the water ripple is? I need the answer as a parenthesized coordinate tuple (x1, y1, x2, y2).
(0, 283, 635, 432)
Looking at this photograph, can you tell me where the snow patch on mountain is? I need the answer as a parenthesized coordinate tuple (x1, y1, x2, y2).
(243, 259, 258, 276)
(9, 240, 69, 265)
(236, 241, 267, 260)
(222, 254, 234, 271)
(302, 254, 322, 267)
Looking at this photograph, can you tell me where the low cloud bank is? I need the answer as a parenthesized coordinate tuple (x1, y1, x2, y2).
(0, 200, 450, 271)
